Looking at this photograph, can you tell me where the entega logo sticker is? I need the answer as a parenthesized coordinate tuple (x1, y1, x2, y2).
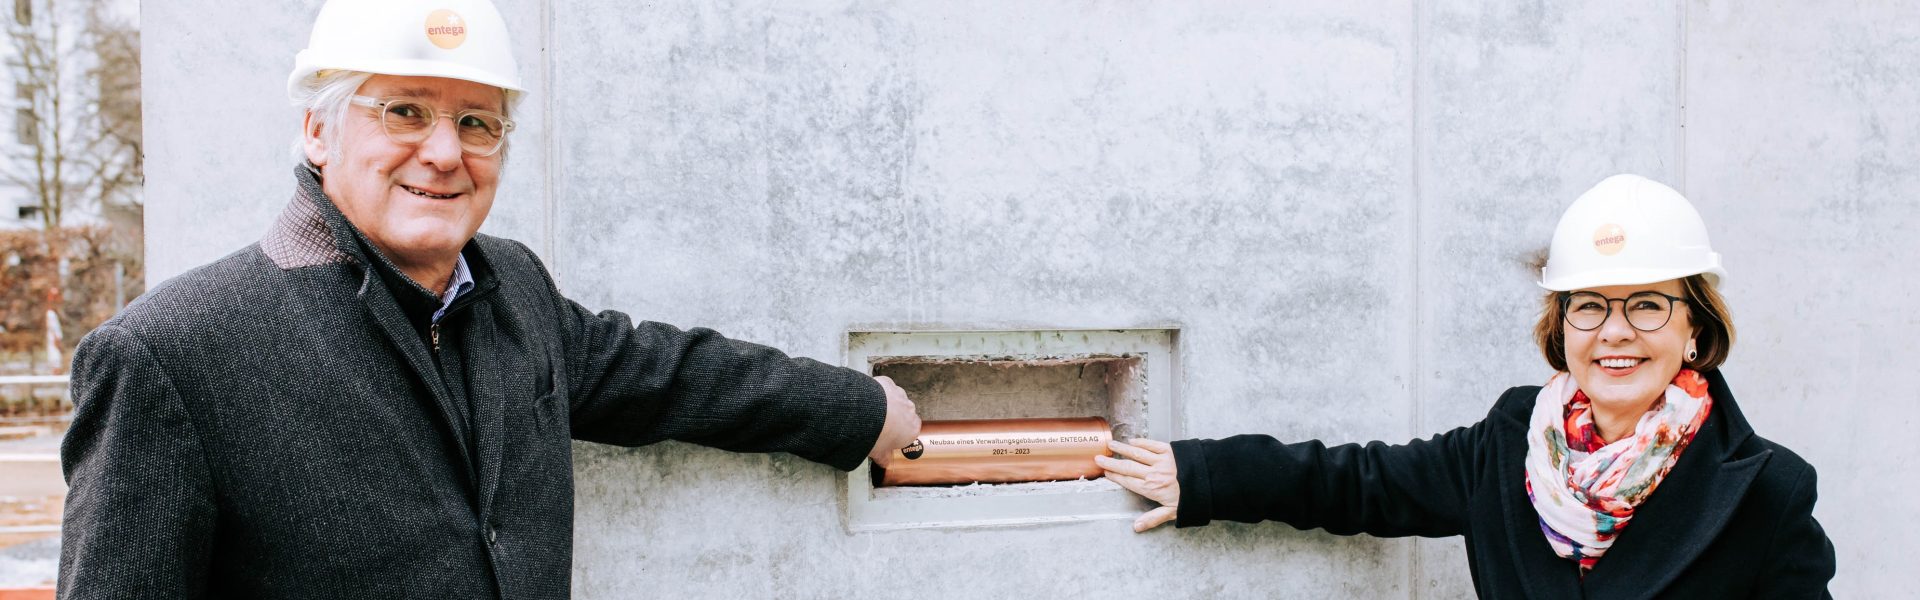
(1592, 223, 1626, 256)
(425, 9, 467, 49)
(900, 439, 924, 460)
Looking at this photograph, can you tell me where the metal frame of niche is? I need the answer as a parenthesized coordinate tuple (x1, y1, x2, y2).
(841, 328, 1180, 532)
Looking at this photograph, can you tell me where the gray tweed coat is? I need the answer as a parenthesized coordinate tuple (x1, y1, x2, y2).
(57, 165, 887, 599)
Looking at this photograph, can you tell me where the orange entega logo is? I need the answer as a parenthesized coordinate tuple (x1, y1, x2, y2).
(425, 9, 467, 49)
(1592, 224, 1627, 256)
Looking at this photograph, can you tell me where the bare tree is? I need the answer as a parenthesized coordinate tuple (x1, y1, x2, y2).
(3, 0, 139, 231)
(0, 0, 140, 384)
(76, 0, 139, 295)
(80, 0, 137, 212)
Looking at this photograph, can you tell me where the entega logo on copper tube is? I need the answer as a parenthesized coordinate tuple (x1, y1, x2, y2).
(876, 417, 1113, 487)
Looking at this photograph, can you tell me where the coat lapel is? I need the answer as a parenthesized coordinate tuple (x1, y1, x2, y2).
(359, 271, 479, 486)
(284, 163, 480, 490)
(443, 240, 514, 519)
(467, 304, 511, 519)
(1582, 370, 1768, 600)
(1497, 411, 1585, 599)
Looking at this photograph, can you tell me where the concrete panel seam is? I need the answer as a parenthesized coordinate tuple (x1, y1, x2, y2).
(1677, 0, 1690, 193)
(1408, 1, 1425, 597)
(541, 0, 557, 274)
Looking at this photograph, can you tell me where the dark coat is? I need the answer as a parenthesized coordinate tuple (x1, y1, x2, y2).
(1171, 369, 1835, 599)
(57, 166, 887, 599)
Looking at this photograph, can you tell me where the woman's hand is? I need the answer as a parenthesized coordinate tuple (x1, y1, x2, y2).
(1096, 438, 1180, 533)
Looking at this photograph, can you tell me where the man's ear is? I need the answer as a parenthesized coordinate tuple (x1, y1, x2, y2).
(302, 111, 329, 167)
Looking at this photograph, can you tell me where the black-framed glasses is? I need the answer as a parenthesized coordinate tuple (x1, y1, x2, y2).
(1560, 291, 1689, 332)
(349, 95, 515, 157)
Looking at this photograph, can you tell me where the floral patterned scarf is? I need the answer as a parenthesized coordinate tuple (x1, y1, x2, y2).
(1524, 369, 1713, 572)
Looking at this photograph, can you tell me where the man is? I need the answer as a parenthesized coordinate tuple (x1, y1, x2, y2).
(56, 0, 920, 597)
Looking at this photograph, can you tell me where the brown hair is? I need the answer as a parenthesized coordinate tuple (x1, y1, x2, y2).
(1531, 272, 1737, 372)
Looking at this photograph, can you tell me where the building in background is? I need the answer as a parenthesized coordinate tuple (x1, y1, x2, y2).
(0, 0, 138, 586)
(0, 0, 140, 383)
(0, 0, 140, 233)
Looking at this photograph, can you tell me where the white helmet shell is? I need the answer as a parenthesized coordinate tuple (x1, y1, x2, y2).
(288, 0, 523, 102)
(1538, 174, 1726, 292)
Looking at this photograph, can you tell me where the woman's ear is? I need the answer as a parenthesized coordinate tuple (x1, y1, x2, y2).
(301, 112, 329, 167)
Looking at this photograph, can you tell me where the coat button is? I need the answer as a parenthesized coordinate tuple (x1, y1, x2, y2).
(487, 526, 498, 544)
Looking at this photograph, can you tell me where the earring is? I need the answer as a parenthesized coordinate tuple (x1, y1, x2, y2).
(1685, 340, 1699, 362)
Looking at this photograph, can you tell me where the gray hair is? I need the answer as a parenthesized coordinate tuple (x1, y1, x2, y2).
(290, 70, 376, 167)
(290, 70, 519, 166)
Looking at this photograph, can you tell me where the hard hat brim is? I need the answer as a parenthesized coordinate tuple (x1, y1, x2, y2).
(1537, 263, 1726, 292)
(288, 55, 526, 103)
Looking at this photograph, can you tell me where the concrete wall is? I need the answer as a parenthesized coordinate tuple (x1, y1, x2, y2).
(144, 1, 1915, 596)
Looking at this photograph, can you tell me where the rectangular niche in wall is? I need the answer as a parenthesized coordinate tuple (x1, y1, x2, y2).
(843, 328, 1179, 531)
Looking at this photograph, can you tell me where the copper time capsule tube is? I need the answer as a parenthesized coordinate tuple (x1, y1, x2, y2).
(875, 417, 1113, 487)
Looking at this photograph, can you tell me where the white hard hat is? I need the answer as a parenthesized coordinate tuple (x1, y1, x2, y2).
(288, 0, 524, 103)
(1538, 174, 1726, 291)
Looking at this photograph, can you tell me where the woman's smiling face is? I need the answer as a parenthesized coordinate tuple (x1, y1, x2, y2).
(1563, 278, 1697, 413)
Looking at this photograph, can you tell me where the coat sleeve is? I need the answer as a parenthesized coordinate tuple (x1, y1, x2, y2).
(1168, 413, 1493, 538)
(57, 325, 217, 599)
(1755, 464, 1836, 598)
(520, 244, 887, 471)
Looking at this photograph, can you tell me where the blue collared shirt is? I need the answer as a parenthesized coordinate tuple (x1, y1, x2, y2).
(431, 253, 475, 324)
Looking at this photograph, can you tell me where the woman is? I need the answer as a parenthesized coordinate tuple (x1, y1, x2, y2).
(1099, 175, 1835, 597)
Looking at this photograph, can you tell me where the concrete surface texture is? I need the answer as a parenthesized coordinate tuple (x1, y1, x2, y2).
(143, 1, 1913, 597)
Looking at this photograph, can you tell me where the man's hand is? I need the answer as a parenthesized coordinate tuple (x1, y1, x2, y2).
(866, 376, 922, 467)
(1096, 438, 1180, 532)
